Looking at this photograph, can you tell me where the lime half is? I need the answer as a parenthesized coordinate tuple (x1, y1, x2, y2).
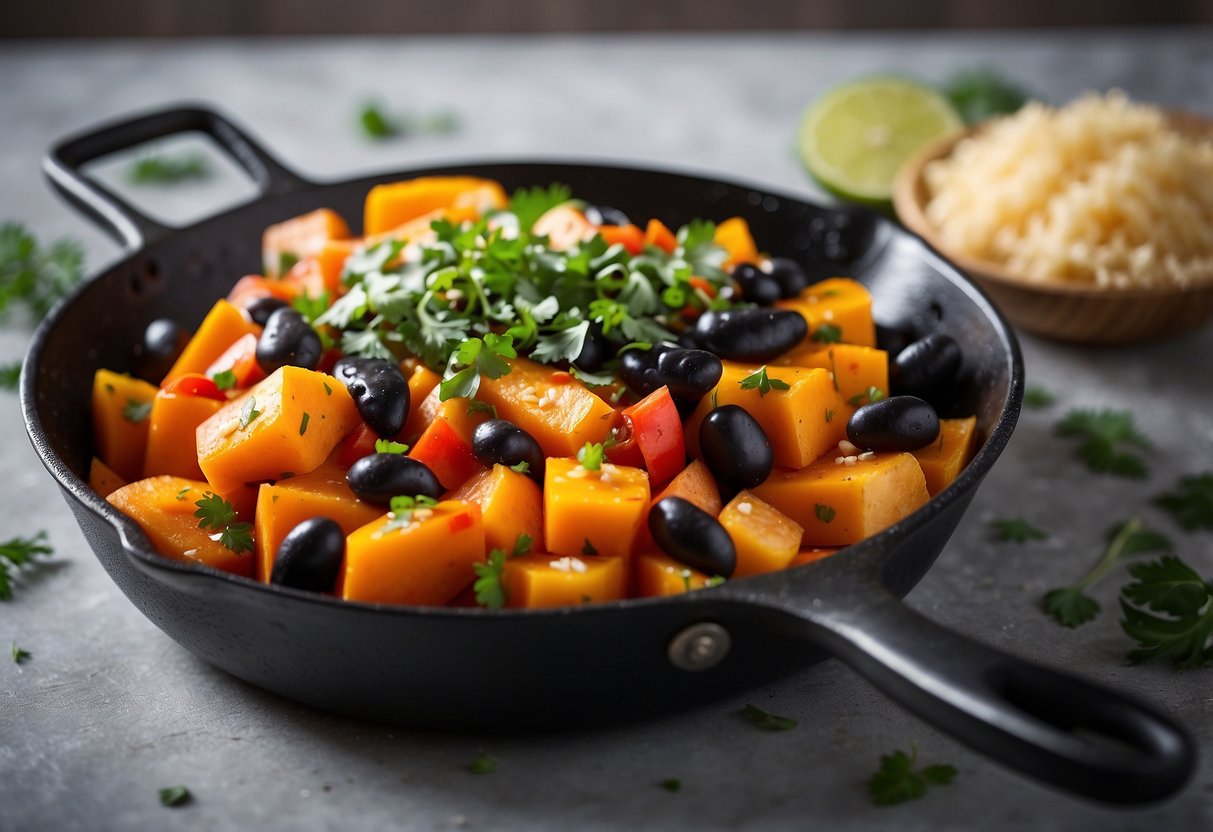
(799, 76, 963, 207)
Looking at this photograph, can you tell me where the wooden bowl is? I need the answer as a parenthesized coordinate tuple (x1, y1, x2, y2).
(893, 116, 1213, 345)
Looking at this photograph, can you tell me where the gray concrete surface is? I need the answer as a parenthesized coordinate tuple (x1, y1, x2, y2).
(2, 30, 1212, 832)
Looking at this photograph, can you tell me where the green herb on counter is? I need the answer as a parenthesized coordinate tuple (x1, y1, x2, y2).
(0, 531, 54, 600)
(0, 361, 19, 391)
(158, 785, 191, 807)
(741, 703, 797, 731)
(1022, 385, 1056, 409)
(11, 641, 30, 664)
(1154, 473, 1213, 532)
(359, 103, 460, 140)
(868, 745, 957, 806)
(0, 222, 85, 321)
(1042, 519, 1172, 627)
(1055, 409, 1151, 478)
(1120, 555, 1213, 669)
(990, 517, 1047, 543)
(127, 153, 209, 185)
(359, 103, 402, 139)
(660, 778, 681, 792)
(466, 750, 497, 774)
(940, 68, 1031, 125)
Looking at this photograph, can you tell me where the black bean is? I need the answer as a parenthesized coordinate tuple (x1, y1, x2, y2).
(346, 454, 442, 505)
(270, 517, 345, 593)
(847, 395, 940, 452)
(573, 323, 609, 373)
(648, 497, 736, 577)
(333, 356, 410, 438)
(693, 308, 806, 363)
(582, 204, 632, 227)
(618, 344, 722, 404)
(138, 318, 189, 380)
(246, 296, 291, 327)
(699, 405, 773, 490)
(256, 308, 322, 374)
(890, 334, 962, 400)
(472, 419, 545, 482)
(767, 257, 808, 299)
(732, 263, 781, 306)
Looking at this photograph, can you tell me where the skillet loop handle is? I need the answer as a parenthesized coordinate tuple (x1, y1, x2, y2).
(784, 587, 1195, 804)
(43, 103, 310, 251)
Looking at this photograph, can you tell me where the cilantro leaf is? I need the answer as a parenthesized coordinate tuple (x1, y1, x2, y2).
(375, 439, 409, 455)
(1154, 473, 1213, 532)
(513, 532, 534, 557)
(1022, 385, 1056, 409)
(1056, 409, 1151, 478)
(158, 786, 191, 807)
(868, 746, 957, 806)
(1120, 556, 1213, 669)
(741, 704, 797, 731)
(0, 361, 20, 391)
(739, 366, 791, 398)
(122, 399, 152, 423)
(194, 493, 254, 555)
(0, 223, 85, 321)
(577, 442, 605, 471)
(127, 153, 209, 185)
(0, 530, 54, 600)
(990, 517, 1047, 543)
(439, 334, 516, 402)
(211, 369, 236, 391)
(531, 320, 590, 365)
(509, 461, 530, 475)
(473, 549, 508, 609)
(12, 641, 30, 664)
(811, 323, 842, 344)
(509, 183, 572, 232)
(1042, 587, 1101, 628)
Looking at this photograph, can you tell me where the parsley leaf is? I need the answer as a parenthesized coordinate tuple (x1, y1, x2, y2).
(0, 531, 54, 600)
(127, 153, 209, 185)
(0, 361, 20, 391)
(473, 549, 508, 608)
(375, 439, 409, 455)
(741, 704, 797, 731)
(194, 493, 254, 554)
(577, 442, 605, 471)
(158, 786, 191, 807)
(811, 322, 842, 343)
(531, 319, 590, 365)
(439, 334, 516, 401)
(1042, 518, 1171, 627)
(211, 369, 236, 390)
(508, 183, 572, 232)
(739, 366, 791, 398)
(509, 461, 530, 475)
(0, 223, 84, 321)
(814, 504, 836, 524)
(514, 532, 534, 557)
(466, 751, 497, 774)
(1154, 473, 1213, 532)
(847, 386, 886, 406)
(1056, 409, 1151, 478)
(359, 102, 401, 139)
(1120, 555, 1213, 669)
(990, 517, 1047, 543)
(868, 745, 957, 806)
(122, 399, 152, 423)
(12, 641, 30, 664)
(1022, 385, 1056, 409)
(659, 778, 681, 793)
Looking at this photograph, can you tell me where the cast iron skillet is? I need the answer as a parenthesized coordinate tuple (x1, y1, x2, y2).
(24, 105, 1195, 805)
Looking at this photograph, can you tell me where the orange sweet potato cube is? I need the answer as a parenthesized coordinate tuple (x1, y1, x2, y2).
(87, 456, 128, 498)
(447, 464, 544, 555)
(91, 369, 159, 481)
(776, 277, 876, 347)
(162, 299, 261, 385)
(262, 208, 351, 277)
(544, 457, 649, 559)
(719, 490, 804, 577)
(911, 416, 978, 496)
(633, 551, 715, 597)
(143, 389, 224, 480)
(502, 553, 626, 608)
(774, 342, 888, 406)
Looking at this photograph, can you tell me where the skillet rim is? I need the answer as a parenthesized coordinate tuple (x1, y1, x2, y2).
(21, 157, 1024, 620)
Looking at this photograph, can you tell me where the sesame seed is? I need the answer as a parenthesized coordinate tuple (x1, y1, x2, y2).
(568, 467, 588, 479)
(736, 502, 753, 515)
(838, 439, 860, 455)
(858, 451, 875, 461)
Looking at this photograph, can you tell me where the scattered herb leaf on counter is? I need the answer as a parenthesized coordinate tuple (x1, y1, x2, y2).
(0, 222, 85, 321)
(127, 153, 209, 185)
(990, 517, 1048, 543)
(1022, 385, 1056, 409)
(466, 751, 497, 774)
(660, 778, 681, 793)
(11, 641, 30, 664)
(0, 531, 54, 600)
(1120, 555, 1213, 669)
(741, 703, 798, 731)
(158, 786, 191, 807)
(359, 103, 402, 139)
(868, 745, 957, 806)
(1154, 473, 1213, 532)
(1042, 519, 1172, 627)
(940, 68, 1031, 125)
(358, 103, 460, 140)
(0, 361, 19, 391)
(1055, 409, 1151, 478)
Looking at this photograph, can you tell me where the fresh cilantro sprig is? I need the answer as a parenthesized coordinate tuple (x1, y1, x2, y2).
(439, 333, 517, 401)
(1154, 473, 1213, 532)
(0, 531, 54, 600)
(375, 439, 409, 455)
(848, 386, 885, 406)
(741, 704, 797, 731)
(158, 786, 192, 807)
(868, 745, 957, 806)
(466, 750, 496, 774)
(0, 222, 85, 321)
(0, 361, 19, 391)
(990, 517, 1047, 543)
(577, 441, 606, 471)
(1120, 555, 1213, 669)
(127, 153, 209, 185)
(473, 533, 534, 608)
(509, 183, 572, 232)
(194, 493, 254, 554)
(383, 494, 439, 533)
(739, 366, 790, 398)
(12, 641, 30, 664)
(1022, 385, 1056, 409)
(1056, 409, 1151, 478)
(1042, 519, 1172, 627)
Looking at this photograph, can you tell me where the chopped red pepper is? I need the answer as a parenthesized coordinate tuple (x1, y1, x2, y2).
(608, 386, 686, 484)
(409, 417, 481, 491)
(336, 422, 378, 469)
(204, 332, 266, 389)
(447, 511, 474, 534)
(644, 219, 677, 254)
(162, 373, 227, 401)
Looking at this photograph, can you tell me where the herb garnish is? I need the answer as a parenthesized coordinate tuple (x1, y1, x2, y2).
(739, 366, 790, 398)
(12, 641, 30, 664)
(1055, 409, 1151, 478)
(466, 751, 496, 774)
(473, 549, 508, 608)
(211, 369, 236, 390)
(375, 439, 409, 455)
(383, 494, 439, 533)
(1120, 555, 1213, 668)
(577, 441, 606, 471)
(811, 322, 842, 343)
(1022, 385, 1056, 409)
(0, 362, 19, 391)
(122, 399, 152, 423)
(175, 487, 192, 501)
(239, 396, 261, 429)
(0, 531, 53, 600)
(358, 103, 459, 140)
(1042, 519, 1171, 627)
(194, 493, 254, 554)
(158, 786, 191, 807)
(128, 153, 209, 185)
(990, 517, 1047, 543)
(868, 745, 957, 806)
(660, 778, 681, 793)
(439, 333, 517, 401)
(814, 504, 836, 524)
(847, 386, 885, 406)
(741, 703, 797, 731)
(941, 68, 1030, 125)
(509, 461, 530, 475)
(0, 223, 85, 321)
(1154, 473, 1213, 532)
(299, 412, 310, 436)
(467, 400, 497, 419)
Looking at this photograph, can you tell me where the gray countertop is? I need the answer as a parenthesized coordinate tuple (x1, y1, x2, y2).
(2, 30, 1212, 832)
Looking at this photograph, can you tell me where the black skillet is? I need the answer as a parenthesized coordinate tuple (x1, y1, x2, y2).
(23, 105, 1195, 805)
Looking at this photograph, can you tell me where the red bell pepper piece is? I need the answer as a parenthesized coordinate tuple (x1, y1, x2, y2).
(409, 417, 481, 491)
(598, 224, 646, 255)
(608, 386, 686, 484)
(644, 219, 677, 254)
(336, 422, 379, 469)
(162, 373, 227, 401)
(204, 332, 266, 390)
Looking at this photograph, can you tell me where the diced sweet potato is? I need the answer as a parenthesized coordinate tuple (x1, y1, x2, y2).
(143, 389, 224, 479)
(107, 475, 254, 577)
(719, 490, 803, 577)
(262, 208, 351, 277)
(162, 299, 261, 386)
(715, 217, 759, 267)
(910, 416, 978, 496)
(544, 457, 649, 560)
(776, 278, 876, 347)
(91, 369, 159, 481)
(363, 177, 507, 236)
(447, 464, 544, 555)
(774, 342, 888, 406)
(502, 553, 626, 608)
(341, 500, 484, 606)
(633, 551, 714, 597)
(752, 451, 929, 547)
(400, 364, 443, 442)
(196, 366, 359, 493)
(790, 548, 842, 568)
(635, 459, 721, 552)
(87, 456, 128, 498)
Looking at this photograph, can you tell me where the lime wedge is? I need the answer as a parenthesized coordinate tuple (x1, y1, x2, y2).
(799, 76, 963, 207)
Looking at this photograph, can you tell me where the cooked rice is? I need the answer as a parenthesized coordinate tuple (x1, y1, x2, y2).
(923, 91, 1213, 289)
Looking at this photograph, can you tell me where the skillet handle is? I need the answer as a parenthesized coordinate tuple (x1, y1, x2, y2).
(43, 103, 310, 251)
(749, 582, 1195, 804)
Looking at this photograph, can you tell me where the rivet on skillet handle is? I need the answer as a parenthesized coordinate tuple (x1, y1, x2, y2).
(668, 622, 731, 671)
(42, 103, 311, 252)
(731, 575, 1196, 805)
